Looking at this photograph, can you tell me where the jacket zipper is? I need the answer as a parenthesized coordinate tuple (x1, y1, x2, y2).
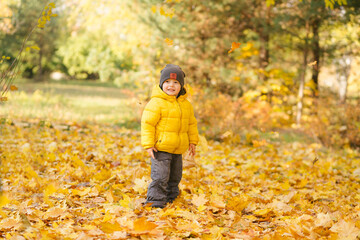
(174, 99, 182, 153)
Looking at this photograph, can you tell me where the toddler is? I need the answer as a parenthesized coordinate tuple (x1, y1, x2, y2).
(141, 64, 199, 208)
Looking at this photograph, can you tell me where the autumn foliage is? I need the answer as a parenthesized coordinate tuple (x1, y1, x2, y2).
(1, 0, 360, 238)
(1, 120, 360, 239)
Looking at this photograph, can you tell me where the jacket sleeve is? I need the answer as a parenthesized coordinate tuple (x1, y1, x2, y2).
(188, 103, 199, 145)
(141, 99, 161, 149)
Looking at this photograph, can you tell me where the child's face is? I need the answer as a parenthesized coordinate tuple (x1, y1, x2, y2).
(162, 79, 181, 96)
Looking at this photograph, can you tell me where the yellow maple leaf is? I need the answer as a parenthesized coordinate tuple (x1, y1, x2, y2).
(93, 168, 111, 182)
(44, 184, 57, 198)
(87, 227, 104, 236)
(42, 207, 67, 220)
(105, 190, 114, 203)
(71, 187, 91, 197)
(119, 194, 132, 209)
(266, 0, 275, 7)
(160, 208, 176, 217)
(176, 221, 202, 232)
(297, 178, 308, 188)
(30, 45, 40, 51)
(191, 194, 208, 207)
(72, 154, 85, 168)
(159, 7, 166, 16)
(21, 143, 31, 153)
(0, 218, 20, 231)
(226, 194, 249, 212)
(330, 219, 360, 239)
(25, 165, 38, 179)
(280, 191, 297, 203)
(0, 194, 10, 208)
(100, 222, 123, 234)
(228, 42, 241, 53)
(270, 200, 292, 214)
(253, 208, 273, 217)
(47, 142, 57, 152)
(133, 177, 149, 194)
(210, 194, 226, 209)
(108, 231, 127, 239)
(132, 217, 158, 234)
(151, 5, 157, 13)
(314, 213, 333, 228)
(280, 180, 291, 190)
(252, 139, 267, 147)
(164, 38, 173, 46)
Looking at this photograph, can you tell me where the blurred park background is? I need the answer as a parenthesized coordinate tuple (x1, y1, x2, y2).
(1, 0, 360, 149)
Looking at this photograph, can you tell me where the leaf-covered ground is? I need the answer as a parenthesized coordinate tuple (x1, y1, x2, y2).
(1, 121, 360, 239)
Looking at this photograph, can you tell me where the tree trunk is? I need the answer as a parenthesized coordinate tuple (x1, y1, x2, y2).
(35, 34, 44, 82)
(337, 55, 352, 103)
(259, 30, 270, 79)
(338, 74, 348, 103)
(296, 47, 308, 126)
(35, 49, 43, 81)
(311, 18, 320, 97)
(258, 5, 270, 81)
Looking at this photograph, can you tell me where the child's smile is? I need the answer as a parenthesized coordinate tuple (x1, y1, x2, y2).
(162, 79, 181, 96)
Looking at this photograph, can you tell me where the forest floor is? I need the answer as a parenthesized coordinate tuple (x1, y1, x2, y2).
(1, 80, 359, 239)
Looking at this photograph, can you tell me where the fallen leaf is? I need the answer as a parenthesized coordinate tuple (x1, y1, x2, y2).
(210, 194, 226, 209)
(253, 208, 274, 217)
(87, 227, 104, 236)
(270, 200, 292, 214)
(108, 231, 128, 239)
(10, 85, 18, 91)
(132, 217, 158, 234)
(100, 221, 123, 234)
(0, 218, 21, 231)
(315, 213, 333, 228)
(191, 194, 208, 207)
(133, 177, 149, 194)
(43, 207, 68, 220)
(330, 219, 360, 240)
(226, 194, 249, 212)
(0, 194, 10, 207)
(228, 42, 241, 53)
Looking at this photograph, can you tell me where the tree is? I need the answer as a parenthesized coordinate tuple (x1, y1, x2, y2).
(1, 0, 58, 100)
(56, 0, 152, 82)
(135, 0, 278, 97)
(1, 0, 60, 81)
(323, 15, 360, 103)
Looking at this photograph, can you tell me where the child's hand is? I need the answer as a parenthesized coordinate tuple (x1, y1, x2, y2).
(189, 144, 196, 156)
(146, 147, 158, 160)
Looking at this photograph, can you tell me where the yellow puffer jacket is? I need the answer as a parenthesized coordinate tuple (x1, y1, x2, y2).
(141, 85, 199, 154)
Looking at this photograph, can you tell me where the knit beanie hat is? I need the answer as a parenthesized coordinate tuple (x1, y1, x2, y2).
(159, 64, 185, 88)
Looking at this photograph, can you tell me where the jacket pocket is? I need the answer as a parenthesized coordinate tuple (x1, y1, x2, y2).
(155, 133, 164, 149)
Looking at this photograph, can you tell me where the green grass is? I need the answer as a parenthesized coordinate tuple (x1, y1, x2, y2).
(258, 128, 318, 145)
(1, 79, 323, 142)
(0, 79, 142, 127)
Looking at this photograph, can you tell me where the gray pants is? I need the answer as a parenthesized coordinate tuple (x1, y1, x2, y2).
(146, 151, 182, 207)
